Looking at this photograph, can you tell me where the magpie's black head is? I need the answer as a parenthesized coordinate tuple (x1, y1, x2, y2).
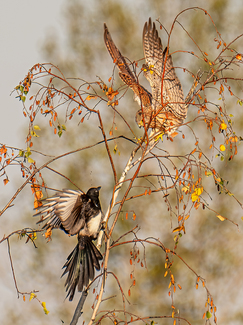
(86, 187, 101, 209)
(86, 187, 101, 198)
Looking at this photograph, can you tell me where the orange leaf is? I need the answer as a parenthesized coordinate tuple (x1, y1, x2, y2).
(3, 179, 9, 185)
(45, 228, 52, 239)
(236, 53, 242, 60)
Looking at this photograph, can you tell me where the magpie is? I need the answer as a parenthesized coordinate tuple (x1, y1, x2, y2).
(34, 186, 103, 301)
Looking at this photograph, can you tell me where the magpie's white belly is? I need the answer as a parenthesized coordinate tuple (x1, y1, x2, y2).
(86, 211, 102, 237)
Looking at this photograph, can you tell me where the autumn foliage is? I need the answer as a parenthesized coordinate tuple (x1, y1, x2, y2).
(1, 7, 243, 325)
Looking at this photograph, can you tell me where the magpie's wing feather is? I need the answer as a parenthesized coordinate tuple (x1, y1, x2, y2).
(34, 189, 86, 235)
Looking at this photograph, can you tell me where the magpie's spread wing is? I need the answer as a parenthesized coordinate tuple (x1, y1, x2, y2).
(34, 189, 86, 236)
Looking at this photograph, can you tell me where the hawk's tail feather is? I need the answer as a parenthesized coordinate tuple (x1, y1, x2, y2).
(62, 238, 102, 301)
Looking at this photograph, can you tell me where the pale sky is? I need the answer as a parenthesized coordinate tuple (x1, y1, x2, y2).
(0, 0, 66, 146)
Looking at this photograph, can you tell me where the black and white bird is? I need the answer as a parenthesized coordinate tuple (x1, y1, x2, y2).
(34, 187, 103, 301)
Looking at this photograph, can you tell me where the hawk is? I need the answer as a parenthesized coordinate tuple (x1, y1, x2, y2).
(104, 18, 197, 139)
(34, 187, 103, 301)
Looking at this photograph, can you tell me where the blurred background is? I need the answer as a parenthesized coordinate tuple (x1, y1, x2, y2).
(1, 0, 243, 324)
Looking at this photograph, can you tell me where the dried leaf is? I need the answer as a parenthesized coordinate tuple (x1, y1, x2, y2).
(217, 215, 225, 221)
(236, 53, 242, 60)
(3, 179, 9, 185)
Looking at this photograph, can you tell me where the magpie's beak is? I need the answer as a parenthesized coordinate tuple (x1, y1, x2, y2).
(97, 186, 101, 191)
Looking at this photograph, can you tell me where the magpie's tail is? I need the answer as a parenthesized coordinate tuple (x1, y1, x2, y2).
(62, 236, 103, 301)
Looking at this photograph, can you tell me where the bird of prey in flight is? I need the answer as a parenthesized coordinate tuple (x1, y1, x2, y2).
(104, 18, 198, 139)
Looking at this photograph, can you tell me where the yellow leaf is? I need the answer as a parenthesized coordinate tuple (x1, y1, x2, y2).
(205, 171, 212, 177)
(28, 157, 35, 164)
(34, 125, 41, 130)
(220, 144, 226, 151)
(191, 187, 203, 202)
(220, 121, 227, 130)
(31, 130, 39, 137)
(195, 187, 203, 196)
(217, 215, 225, 221)
(191, 193, 198, 202)
(182, 185, 190, 193)
(29, 293, 36, 301)
(41, 301, 49, 315)
(172, 226, 184, 233)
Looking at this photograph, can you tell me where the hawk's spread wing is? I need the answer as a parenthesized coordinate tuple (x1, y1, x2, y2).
(143, 18, 186, 121)
(104, 23, 137, 87)
(104, 23, 152, 109)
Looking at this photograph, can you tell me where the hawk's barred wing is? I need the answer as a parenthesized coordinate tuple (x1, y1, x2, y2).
(143, 17, 164, 109)
(104, 23, 152, 109)
(104, 23, 137, 87)
(143, 18, 186, 121)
